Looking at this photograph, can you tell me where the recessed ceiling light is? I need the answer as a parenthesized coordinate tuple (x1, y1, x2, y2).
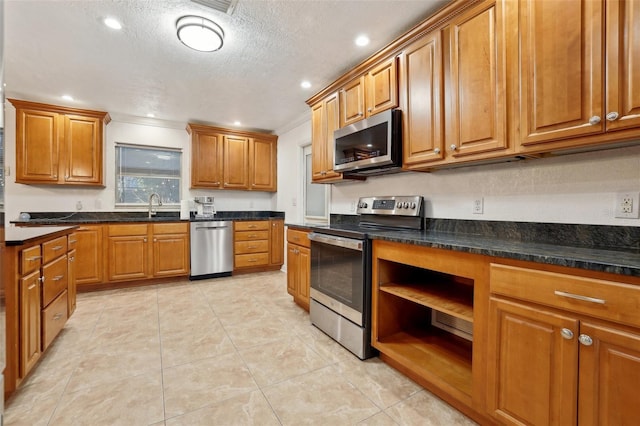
(176, 15, 224, 52)
(300, 81, 312, 89)
(62, 95, 74, 101)
(233, 121, 241, 126)
(104, 18, 122, 30)
(146, 113, 155, 118)
(355, 35, 370, 47)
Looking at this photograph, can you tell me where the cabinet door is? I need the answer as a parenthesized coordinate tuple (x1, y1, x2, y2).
(367, 57, 398, 117)
(249, 138, 277, 191)
(191, 132, 222, 188)
(286, 244, 298, 296)
(223, 135, 249, 189)
(63, 114, 102, 184)
(107, 235, 149, 281)
(311, 93, 341, 181)
(67, 249, 77, 316)
(20, 270, 41, 377)
(75, 226, 103, 286)
(400, 31, 444, 167)
(605, 0, 640, 131)
(340, 76, 366, 127)
(269, 219, 284, 266)
(487, 297, 578, 426)
(445, 0, 510, 158)
(519, 0, 604, 146)
(15, 108, 59, 183)
(297, 245, 311, 310)
(578, 321, 640, 425)
(153, 234, 189, 277)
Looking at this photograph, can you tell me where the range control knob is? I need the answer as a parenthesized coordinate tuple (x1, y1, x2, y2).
(397, 203, 403, 209)
(403, 202, 410, 208)
(410, 202, 417, 209)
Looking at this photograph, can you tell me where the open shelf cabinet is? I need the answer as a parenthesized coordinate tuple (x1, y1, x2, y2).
(372, 241, 481, 402)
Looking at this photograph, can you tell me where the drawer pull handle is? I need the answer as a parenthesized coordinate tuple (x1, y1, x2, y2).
(69, 239, 77, 244)
(248, 225, 257, 229)
(248, 246, 257, 249)
(554, 290, 605, 305)
(53, 313, 64, 321)
(27, 256, 43, 261)
(52, 245, 64, 251)
(52, 275, 64, 281)
(28, 283, 37, 290)
(248, 259, 257, 263)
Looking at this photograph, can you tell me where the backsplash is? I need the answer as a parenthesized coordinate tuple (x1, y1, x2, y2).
(330, 214, 640, 252)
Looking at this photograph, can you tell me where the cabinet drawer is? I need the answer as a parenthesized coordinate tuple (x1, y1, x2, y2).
(42, 254, 68, 307)
(67, 233, 78, 250)
(234, 240, 269, 254)
(43, 236, 67, 263)
(235, 253, 269, 268)
(235, 221, 269, 231)
(490, 264, 640, 327)
(287, 229, 310, 248)
(21, 245, 42, 275)
(108, 224, 148, 237)
(42, 290, 68, 351)
(235, 230, 269, 241)
(152, 222, 188, 235)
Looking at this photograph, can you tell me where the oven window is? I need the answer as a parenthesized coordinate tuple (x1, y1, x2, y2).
(310, 241, 363, 312)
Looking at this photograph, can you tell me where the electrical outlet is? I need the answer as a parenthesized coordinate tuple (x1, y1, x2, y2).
(76, 200, 83, 211)
(473, 197, 484, 214)
(615, 192, 640, 219)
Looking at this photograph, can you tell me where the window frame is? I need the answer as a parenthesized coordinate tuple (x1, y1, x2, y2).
(302, 144, 329, 223)
(114, 143, 182, 208)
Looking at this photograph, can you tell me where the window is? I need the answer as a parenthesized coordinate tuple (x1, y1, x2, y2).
(303, 145, 329, 222)
(115, 144, 181, 206)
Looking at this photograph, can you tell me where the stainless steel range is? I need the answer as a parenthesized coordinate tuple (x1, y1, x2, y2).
(308, 195, 424, 359)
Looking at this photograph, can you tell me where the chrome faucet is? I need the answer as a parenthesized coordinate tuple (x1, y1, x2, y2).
(148, 193, 162, 218)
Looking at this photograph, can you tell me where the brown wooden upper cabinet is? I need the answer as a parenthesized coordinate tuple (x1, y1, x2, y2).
(311, 92, 345, 183)
(339, 57, 398, 128)
(517, 0, 640, 152)
(9, 99, 110, 186)
(188, 123, 277, 192)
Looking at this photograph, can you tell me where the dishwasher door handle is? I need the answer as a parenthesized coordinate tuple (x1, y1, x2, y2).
(195, 226, 229, 230)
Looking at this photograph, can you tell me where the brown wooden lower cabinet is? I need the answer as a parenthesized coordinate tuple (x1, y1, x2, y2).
(487, 263, 640, 425)
(286, 228, 310, 311)
(152, 223, 190, 277)
(74, 225, 103, 286)
(19, 269, 41, 377)
(106, 224, 150, 281)
(233, 219, 284, 273)
(371, 240, 640, 425)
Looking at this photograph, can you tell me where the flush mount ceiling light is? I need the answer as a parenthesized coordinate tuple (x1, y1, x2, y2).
(355, 35, 370, 47)
(176, 15, 224, 52)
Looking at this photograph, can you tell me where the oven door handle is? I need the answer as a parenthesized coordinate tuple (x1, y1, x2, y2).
(308, 233, 363, 251)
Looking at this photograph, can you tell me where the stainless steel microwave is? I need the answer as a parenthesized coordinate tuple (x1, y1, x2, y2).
(333, 109, 402, 176)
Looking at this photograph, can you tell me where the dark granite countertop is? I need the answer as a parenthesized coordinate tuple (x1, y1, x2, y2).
(6, 225, 78, 246)
(13, 211, 285, 225)
(367, 228, 640, 277)
(294, 217, 640, 278)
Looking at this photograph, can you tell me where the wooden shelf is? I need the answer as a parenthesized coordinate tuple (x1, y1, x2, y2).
(375, 327, 473, 397)
(380, 281, 474, 323)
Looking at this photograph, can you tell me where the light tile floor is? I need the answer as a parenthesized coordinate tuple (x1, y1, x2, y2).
(5, 271, 476, 425)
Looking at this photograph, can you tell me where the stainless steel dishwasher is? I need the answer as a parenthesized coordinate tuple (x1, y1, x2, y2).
(189, 220, 233, 279)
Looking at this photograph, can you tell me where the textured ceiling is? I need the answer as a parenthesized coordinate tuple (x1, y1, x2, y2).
(4, 0, 449, 133)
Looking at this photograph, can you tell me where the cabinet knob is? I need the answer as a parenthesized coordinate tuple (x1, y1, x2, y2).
(39, 276, 45, 283)
(450, 144, 457, 151)
(434, 148, 441, 154)
(154, 238, 157, 242)
(143, 238, 148, 243)
(367, 108, 372, 113)
(589, 115, 601, 125)
(560, 328, 574, 340)
(578, 334, 593, 346)
(606, 111, 619, 121)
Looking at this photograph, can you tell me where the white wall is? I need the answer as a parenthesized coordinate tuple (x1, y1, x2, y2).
(276, 117, 640, 227)
(4, 101, 276, 226)
(275, 119, 311, 224)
